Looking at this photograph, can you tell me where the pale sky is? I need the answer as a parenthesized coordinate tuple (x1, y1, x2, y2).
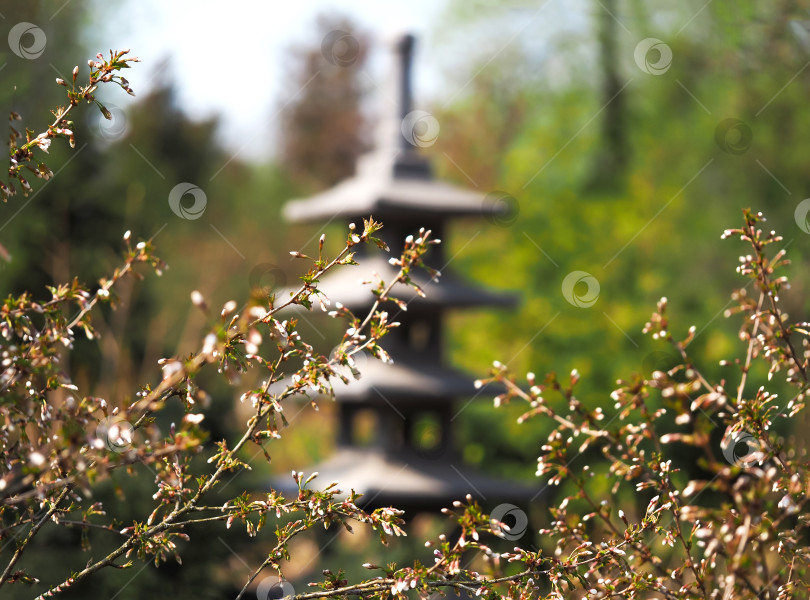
(89, 0, 446, 158)
(86, 1, 589, 159)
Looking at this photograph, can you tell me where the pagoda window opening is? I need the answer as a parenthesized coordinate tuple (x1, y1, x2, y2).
(408, 318, 432, 352)
(411, 411, 442, 454)
(407, 410, 446, 457)
(350, 408, 378, 447)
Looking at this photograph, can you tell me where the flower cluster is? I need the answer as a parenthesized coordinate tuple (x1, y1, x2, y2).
(4, 49, 139, 202)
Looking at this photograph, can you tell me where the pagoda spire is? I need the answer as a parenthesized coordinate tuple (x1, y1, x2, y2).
(282, 33, 513, 223)
(374, 33, 415, 155)
(358, 31, 433, 184)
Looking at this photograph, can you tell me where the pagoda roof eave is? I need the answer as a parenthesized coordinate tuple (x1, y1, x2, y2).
(269, 447, 540, 511)
(275, 254, 518, 312)
(269, 356, 496, 403)
(282, 175, 508, 223)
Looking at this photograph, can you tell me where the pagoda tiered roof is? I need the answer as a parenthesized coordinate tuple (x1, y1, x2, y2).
(283, 150, 510, 223)
(284, 253, 515, 311)
(272, 447, 536, 512)
(271, 355, 480, 404)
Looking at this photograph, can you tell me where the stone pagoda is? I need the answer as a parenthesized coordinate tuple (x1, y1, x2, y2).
(276, 33, 532, 514)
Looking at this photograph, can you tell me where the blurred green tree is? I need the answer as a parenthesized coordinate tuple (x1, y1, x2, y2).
(431, 0, 810, 483)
